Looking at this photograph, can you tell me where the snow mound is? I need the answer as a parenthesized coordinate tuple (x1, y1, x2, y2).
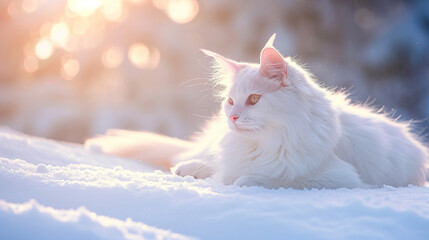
(0, 199, 191, 240)
(1, 127, 429, 240)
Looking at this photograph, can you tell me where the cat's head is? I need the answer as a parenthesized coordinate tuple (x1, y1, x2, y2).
(203, 34, 316, 136)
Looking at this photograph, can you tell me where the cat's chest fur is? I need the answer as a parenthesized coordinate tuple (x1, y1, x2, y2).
(216, 131, 289, 185)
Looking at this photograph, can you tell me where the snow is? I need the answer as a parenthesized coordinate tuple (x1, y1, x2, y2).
(0, 199, 190, 240)
(1, 127, 429, 240)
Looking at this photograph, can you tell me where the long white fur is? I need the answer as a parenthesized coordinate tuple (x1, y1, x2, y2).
(86, 34, 428, 189)
(172, 34, 428, 189)
(85, 129, 192, 169)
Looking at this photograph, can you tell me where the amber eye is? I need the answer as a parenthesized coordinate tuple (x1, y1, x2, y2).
(228, 97, 234, 105)
(247, 94, 261, 105)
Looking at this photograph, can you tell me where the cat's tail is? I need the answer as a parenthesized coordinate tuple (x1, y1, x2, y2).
(84, 129, 193, 170)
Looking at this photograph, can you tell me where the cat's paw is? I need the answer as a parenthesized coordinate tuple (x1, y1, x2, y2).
(234, 175, 281, 189)
(172, 159, 213, 179)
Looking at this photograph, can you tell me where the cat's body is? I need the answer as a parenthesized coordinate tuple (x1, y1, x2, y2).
(86, 34, 428, 189)
(173, 52, 427, 189)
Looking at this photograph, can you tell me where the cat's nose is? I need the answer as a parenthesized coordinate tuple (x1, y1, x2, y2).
(229, 114, 239, 123)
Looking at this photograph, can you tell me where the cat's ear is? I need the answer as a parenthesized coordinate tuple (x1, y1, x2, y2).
(259, 34, 288, 86)
(263, 33, 277, 49)
(201, 49, 242, 73)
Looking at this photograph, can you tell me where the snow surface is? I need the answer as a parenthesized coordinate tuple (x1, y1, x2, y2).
(1, 127, 429, 240)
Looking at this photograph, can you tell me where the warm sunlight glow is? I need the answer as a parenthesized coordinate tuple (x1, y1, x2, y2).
(35, 39, 54, 60)
(67, 0, 102, 17)
(22, 0, 39, 13)
(166, 0, 199, 24)
(23, 56, 39, 73)
(102, 0, 124, 22)
(128, 44, 161, 69)
(62, 59, 80, 80)
(71, 18, 90, 35)
(152, 0, 169, 10)
(50, 23, 71, 48)
(102, 47, 124, 68)
(147, 47, 160, 69)
(127, 0, 145, 4)
(128, 44, 149, 68)
(7, 2, 20, 17)
(39, 22, 53, 36)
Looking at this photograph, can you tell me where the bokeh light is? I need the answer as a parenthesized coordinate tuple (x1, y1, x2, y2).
(147, 47, 160, 69)
(71, 18, 91, 35)
(23, 56, 39, 73)
(50, 23, 71, 48)
(67, 0, 102, 17)
(61, 59, 80, 80)
(7, 2, 21, 17)
(152, 0, 169, 10)
(166, 0, 199, 24)
(21, 0, 39, 13)
(102, 0, 124, 22)
(102, 47, 124, 68)
(128, 44, 161, 69)
(1, 0, 428, 146)
(35, 39, 54, 60)
(128, 44, 150, 68)
(39, 22, 54, 36)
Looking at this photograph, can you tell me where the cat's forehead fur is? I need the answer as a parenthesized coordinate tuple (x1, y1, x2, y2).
(228, 65, 282, 99)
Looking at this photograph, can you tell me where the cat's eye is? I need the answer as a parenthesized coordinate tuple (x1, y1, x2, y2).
(228, 97, 234, 105)
(247, 94, 261, 105)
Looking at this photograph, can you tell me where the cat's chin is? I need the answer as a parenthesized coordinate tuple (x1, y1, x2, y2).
(229, 124, 258, 135)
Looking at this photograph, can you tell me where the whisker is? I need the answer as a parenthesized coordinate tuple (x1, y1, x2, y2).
(191, 114, 221, 119)
(199, 88, 212, 93)
(195, 92, 211, 106)
(178, 77, 209, 88)
(183, 82, 209, 88)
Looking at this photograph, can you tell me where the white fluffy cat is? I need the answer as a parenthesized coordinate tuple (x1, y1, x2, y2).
(86, 34, 428, 189)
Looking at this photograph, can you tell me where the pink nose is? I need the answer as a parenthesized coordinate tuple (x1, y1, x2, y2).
(229, 114, 239, 122)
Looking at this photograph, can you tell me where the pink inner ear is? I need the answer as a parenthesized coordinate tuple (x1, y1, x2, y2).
(260, 48, 287, 79)
(201, 49, 242, 72)
(220, 56, 241, 72)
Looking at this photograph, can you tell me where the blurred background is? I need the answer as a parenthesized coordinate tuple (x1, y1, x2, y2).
(0, 0, 428, 143)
